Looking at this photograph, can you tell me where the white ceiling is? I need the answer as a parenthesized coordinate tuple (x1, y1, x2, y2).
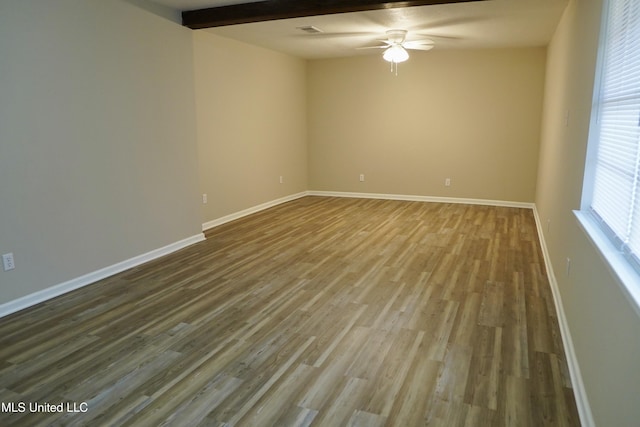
(151, 0, 569, 59)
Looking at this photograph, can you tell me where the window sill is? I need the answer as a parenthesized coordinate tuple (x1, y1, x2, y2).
(574, 210, 640, 318)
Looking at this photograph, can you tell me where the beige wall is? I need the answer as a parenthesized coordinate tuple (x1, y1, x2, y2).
(307, 48, 546, 203)
(0, 0, 202, 304)
(536, 0, 640, 425)
(193, 32, 307, 222)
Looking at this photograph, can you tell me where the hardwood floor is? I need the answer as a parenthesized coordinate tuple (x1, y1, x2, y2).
(0, 196, 580, 426)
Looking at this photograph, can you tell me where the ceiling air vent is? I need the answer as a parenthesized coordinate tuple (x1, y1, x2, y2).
(296, 25, 323, 34)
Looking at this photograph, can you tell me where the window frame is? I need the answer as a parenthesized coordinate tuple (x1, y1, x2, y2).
(578, 0, 640, 316)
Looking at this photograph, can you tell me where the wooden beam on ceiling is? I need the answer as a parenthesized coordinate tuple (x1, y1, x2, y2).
(182, 0, 484, 29)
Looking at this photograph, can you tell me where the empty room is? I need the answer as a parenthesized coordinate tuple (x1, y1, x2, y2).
(0, 0, 638, 426)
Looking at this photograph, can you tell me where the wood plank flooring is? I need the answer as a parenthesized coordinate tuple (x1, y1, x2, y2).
(0, 196, 580, 426)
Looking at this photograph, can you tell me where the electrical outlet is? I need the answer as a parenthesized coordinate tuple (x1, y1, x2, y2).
(566, 257, 571, 277)
(359, 174, 365, 182)
(279, 176, 283, 184)
(445, 178, 451, 187)
(202, 193, 207, 204)
(2, 253, 15, 271)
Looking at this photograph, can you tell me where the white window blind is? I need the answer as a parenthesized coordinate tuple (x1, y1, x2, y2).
(590, 0, 640, 267)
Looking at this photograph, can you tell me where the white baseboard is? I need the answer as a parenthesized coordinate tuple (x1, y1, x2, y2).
(532, 206, 594, 427)
(202, 191, 308, 231)
(0, 233, 205, 319)
(307, 190, 535, 209)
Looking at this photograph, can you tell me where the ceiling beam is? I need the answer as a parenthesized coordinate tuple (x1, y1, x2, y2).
(182, 0, 484, 29)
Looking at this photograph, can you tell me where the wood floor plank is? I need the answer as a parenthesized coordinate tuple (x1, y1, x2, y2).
(236, 362, 317, 426)
(0, 197, 580, 426)
(386, 352, 441, 425)
(363, 328, 425, 417)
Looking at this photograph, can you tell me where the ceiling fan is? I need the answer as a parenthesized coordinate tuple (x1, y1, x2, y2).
(359, 29, 435, 74)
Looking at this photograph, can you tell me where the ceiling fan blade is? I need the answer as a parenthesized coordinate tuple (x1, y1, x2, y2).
(356, 39, 392, 49)
(403, 39, 434, 49)
(413, 33, 462, 41)
(356, 45, 389, 50)
(405, 44, 435, 51)
(407, 15, 491, 34)
(293, 31, 380, 39)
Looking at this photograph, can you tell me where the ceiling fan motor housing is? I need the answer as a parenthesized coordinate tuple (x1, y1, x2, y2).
(386, 29, 408, 44)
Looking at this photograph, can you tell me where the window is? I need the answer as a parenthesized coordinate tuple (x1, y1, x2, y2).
(586, 0, 640, 271)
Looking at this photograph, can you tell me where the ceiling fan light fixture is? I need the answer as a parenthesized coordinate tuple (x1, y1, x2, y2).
(383, 45, 409, 63)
